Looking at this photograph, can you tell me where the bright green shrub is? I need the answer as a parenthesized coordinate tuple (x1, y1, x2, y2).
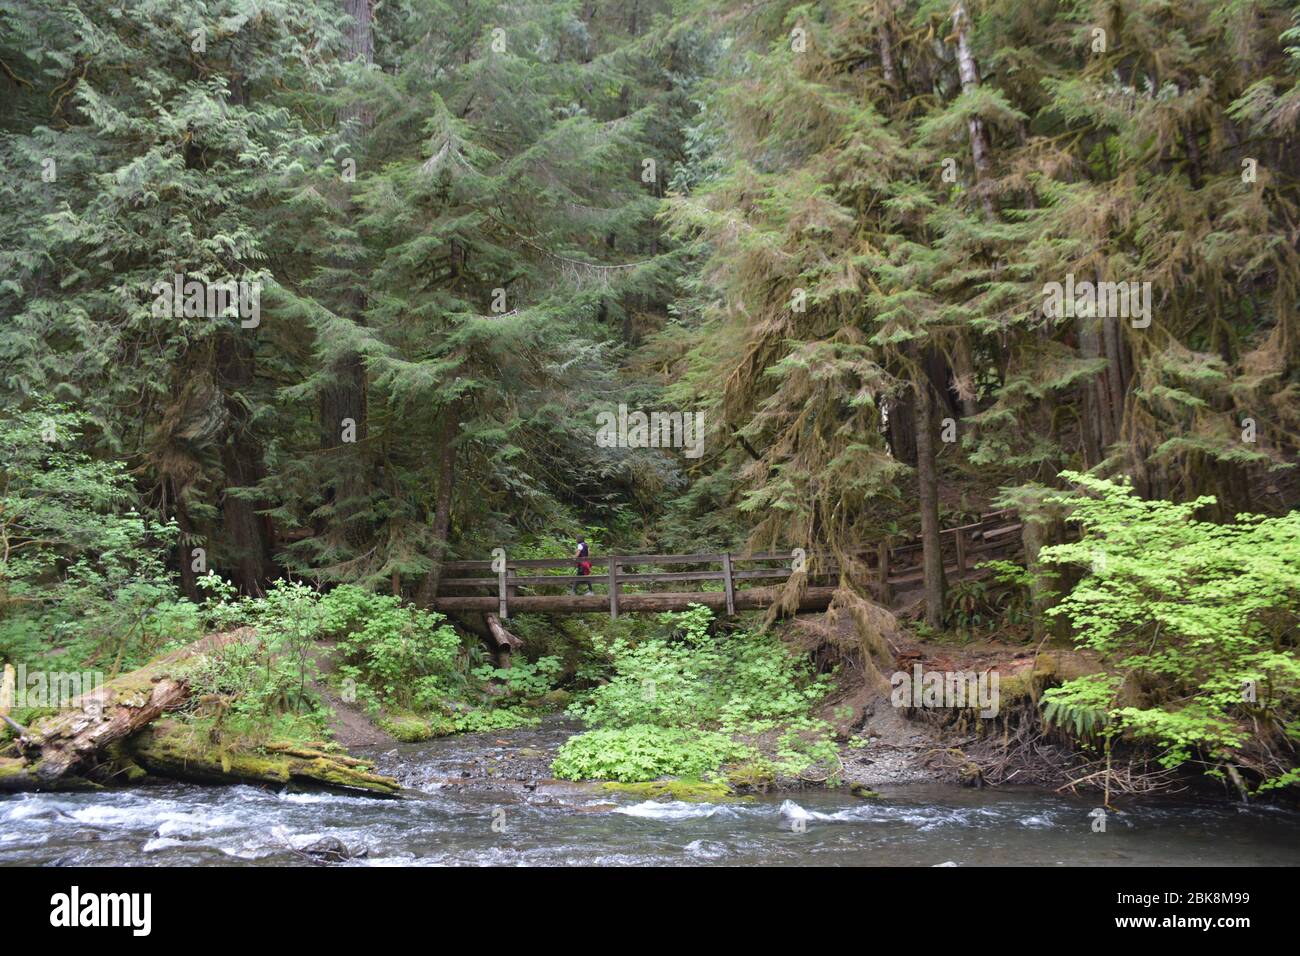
(554, 605, 836, 782)
(321, 586, 462, 709)
(1041, 474, 1300, 788)
(552, 725, 753, 782)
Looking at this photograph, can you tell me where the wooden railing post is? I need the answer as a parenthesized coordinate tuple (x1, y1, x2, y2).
(955, 529, 967, 575)
(877, 540, 891, 604)
(498, 555, 509, 620)
(608, 556, 619, 620)
(722, 553, 736, 617)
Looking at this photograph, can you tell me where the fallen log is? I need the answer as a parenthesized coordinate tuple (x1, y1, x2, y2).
(7, 628, 256, 789)
(127, 720, 402, 797)
(2, 628, 402, 797)
(485, 613, 523, 668)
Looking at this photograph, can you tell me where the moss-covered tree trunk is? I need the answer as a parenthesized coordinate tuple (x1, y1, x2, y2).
(319, 0, 376, 542)
(417, 404, 460, 606)
(1, 629, 401, 797)
(914, 373, 946, 628)
(128, 720, 401, 796)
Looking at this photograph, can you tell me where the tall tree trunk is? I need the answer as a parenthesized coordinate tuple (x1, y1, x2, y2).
(320, 0, 375, 534)
(952, 333, 979, 419)
(952, 2, 995, 219)
(914, 373, 946, 628)
(1019, 497, 1064, 641)
(1076, 311, 1115, 457)
(878, 19, 899, 87)
(1101, 314, 1128, 437)
(416, 406, 461, 606)
(216, 335, 272, 596)
(319, 349, 368, 536)
(1076, 375, 1103, 468)
(171, 482, 200, 602)
(887, 391, 918, 465)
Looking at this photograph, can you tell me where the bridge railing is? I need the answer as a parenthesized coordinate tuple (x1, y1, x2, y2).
(434, 509, 1021, 619)
(438, 551, 795, 619)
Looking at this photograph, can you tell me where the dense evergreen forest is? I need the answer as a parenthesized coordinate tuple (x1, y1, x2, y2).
(2, 0, 1299, 815)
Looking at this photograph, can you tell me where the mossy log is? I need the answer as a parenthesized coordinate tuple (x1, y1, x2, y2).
(127, 720, 402, 797)
(2, 628, 402, 797)
(3, 629, 256, 790)
(0, 756, 41, 791)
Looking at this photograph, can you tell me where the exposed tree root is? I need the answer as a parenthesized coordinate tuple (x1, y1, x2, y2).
(1055, 759, 1187, 798)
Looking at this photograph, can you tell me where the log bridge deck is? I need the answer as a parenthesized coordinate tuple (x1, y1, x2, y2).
(431, 510, 1023, 619)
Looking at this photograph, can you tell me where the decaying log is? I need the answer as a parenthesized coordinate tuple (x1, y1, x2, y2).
(8, 628, 256, 789)
(1, 628, 402, 797)
(127, 720, 402, 797)
(485, 613, 523, 668)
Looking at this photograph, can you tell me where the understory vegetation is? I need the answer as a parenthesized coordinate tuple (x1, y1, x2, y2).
(553, 605, 839, 784)
(1037, 475, 1300, 792)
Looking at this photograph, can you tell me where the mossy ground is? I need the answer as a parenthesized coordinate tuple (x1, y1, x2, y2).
(599, 778, 738, 802)
(376, 712, 457, 742)
(723, 759, 778, 791)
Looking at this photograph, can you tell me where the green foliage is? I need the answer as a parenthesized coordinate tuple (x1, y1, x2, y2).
(252, 581, 327, 714)
(552, 725, 752, 782)
(944, 564, 1033, 637)
(471, 655, 563, 700)
(321, 586, 462, 710)
(377, 712, 456, 742)
(1041, 673, 1121, 743)
(184, 639, 325, 734)
(0, 402, 196, 674)
(554, 606, 836, 782)
(183, 580, 332, 733)
(567, 606, 831, 732)
(1041, 474, 1300, 783)
(3, 0, 1300, 806)
(451, 708, 541, 733)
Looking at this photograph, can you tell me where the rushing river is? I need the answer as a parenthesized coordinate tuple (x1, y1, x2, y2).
(4, 720, 1299, 867)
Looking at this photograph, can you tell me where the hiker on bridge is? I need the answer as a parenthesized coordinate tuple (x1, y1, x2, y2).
(572, 536, 593, 594)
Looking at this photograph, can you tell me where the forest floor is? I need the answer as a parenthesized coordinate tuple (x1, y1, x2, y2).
(800, 603, 1103, 791)
(309, 606, 1099, 796)
(308, 643, 397, 749)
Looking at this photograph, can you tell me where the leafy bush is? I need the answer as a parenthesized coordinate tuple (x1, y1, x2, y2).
(0, 403, 198, 674)
(1041, 673, 1119, 743)
(451, 708, 541, 733)
(1040, 474, 1300, 787)
(320, 586, 462, 709)
(472, 655, 563, 700)
(180, 579, 329, 725)
(552, 725, 753, 782)
(554, 605, 836, 782)
(568, 608, 830, 732)
(183, 637, 328, 740)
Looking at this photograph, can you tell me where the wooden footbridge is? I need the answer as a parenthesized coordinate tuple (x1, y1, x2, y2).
(431, 510, 1023, 619)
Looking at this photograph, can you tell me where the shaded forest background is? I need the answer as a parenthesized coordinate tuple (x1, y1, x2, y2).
(2, 0, 1299, 694)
